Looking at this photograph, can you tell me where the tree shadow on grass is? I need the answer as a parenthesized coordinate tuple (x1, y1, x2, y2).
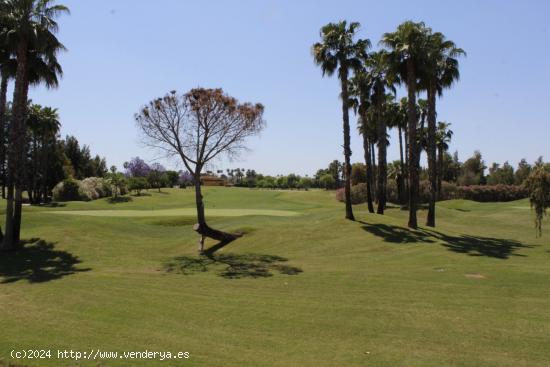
(0, 239, 90, 284)
(163, 240, 302, 279)
(108, 196, 132, 204)
(360, 222, 533, 259)
(34, 202, 66, 208)
(359, 222, 436, 244)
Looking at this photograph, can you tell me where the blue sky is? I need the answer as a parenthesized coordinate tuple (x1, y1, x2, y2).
(26, 0, 550, 176)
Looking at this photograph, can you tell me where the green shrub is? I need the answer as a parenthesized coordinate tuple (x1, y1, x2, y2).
(52, 178, 81, 201)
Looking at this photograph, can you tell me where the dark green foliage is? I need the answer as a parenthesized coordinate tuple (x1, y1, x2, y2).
(62, 135, 107, 179)
(53, 178, 80, 201)
(165, 170, 179, 187)
(351, 163, 367, 185)
(458, 151, 486, 185)
(487, 162, 515, 185)
(524, 168, 550, 236)
(128, 176, 149, 195)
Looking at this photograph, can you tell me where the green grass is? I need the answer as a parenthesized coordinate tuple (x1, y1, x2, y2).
(0, 187, 549, 366)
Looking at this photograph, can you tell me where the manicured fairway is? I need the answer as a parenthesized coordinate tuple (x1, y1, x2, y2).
(0, 187, 549, 367)
(48, 208, 300, 217)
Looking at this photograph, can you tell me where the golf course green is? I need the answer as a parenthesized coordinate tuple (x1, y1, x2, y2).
(0, 187, 548, 366)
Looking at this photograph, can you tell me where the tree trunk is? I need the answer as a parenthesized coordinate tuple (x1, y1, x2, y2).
(4, 41, 29, 249)
(406, 59, 418, 229)
(376, 93, 387, 214)
(404, 123, 409, 197)
(2, 184, 14, 251)
(426, 83, 437, 227)
(362, 130, 374, 213)
(0, 75, 7, 200)
(13, 188, 23, 244)
(370, 141, 376, 199)
(193, 172, 236, 253)
(339, 70, 354, 221)
(398, 125, 406, 205)
(437, 145, 443, 198)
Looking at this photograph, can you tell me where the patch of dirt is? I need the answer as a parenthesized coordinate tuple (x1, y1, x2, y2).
(465, 273, 486, 279)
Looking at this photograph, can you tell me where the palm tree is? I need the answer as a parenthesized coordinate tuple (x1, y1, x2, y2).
(386, 99, 406, 205)
(381, 21, 430, 229)
(398, 97, 409, 199)
(423, 32, 464, 227)
(436, 121, 453, 197)
(313, 21, 370, 221)
(26, 104, 60, 203)
(366, 51, 395, 214)
(350, 68, 375, 213)
(0, 29, 18, 201)
(0, 0, 68, 250)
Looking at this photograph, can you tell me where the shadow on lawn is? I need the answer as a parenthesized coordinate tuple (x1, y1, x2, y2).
(163, 240, 302, 279)
(360, 222, 532, 259)
(0, 239, 90, 283)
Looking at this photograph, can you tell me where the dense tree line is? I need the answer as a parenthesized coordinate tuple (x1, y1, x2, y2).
(0, 0, 70, 250)
(0, 103, 108, 204)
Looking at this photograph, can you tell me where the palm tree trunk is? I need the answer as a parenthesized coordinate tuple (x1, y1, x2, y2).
(0, 75, 7, 200)
(2, 184, 14, 250)
(437, 145, 443, 198)
(3, 41, 29, 249)
(398, 125, 406, 205)
(404, 123, 409, 197)
(370, 141, 376, 199)
(406, 59, 418, 229)
(376, 98, 387, 214)
(339, 71, 354, 221)
(426, 84, 437, 227)
(362, 131, 374, 213)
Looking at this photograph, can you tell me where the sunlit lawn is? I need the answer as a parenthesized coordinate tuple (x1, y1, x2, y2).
(0, 187, 548, 366)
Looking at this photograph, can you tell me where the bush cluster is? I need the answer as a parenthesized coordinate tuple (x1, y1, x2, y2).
(456, 184, 527, 202)
(53, 177, 115, 202)
(337, 181, 528, 204)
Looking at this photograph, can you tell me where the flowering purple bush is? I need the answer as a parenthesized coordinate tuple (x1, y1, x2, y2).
(178, 171, 194, 187)
(124, 157, 150, 177)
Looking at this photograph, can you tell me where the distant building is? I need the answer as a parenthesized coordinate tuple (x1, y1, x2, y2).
(200, 175, 225, 186)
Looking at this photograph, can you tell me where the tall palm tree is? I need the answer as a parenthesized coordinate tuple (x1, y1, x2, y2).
(381, 21, 430, 229)
(313, 21, 370, 221)
(366, 51, 395, 214)
(26, 104, 60, 203)
(436, 121, 453, 197)
(423, 32, 464, 227)
(0, 0, 68, 250)
(398, 97, 409, 200)
(0, 26, 20, 201)
(350, 68, 375, 213)
(386, 99, 407, 205)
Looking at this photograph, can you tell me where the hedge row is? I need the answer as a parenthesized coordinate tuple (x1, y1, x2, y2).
(336, 181, 528, 204)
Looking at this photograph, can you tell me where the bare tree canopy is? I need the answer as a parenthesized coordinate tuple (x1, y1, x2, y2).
(135, 88, 265, 174)
(135, 88, 265, 251)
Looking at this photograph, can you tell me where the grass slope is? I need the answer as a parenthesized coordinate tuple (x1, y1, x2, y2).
(0, 187, 548, 367)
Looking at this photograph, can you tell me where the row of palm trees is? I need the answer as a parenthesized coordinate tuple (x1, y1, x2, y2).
(313, 20, 464, 228)
(0, 0, 68, 251)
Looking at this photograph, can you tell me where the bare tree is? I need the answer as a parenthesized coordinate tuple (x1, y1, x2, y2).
(135, 88, 265, 253)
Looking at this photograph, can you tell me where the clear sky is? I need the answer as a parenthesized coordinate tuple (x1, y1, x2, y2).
(25, 0, 550, 176)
